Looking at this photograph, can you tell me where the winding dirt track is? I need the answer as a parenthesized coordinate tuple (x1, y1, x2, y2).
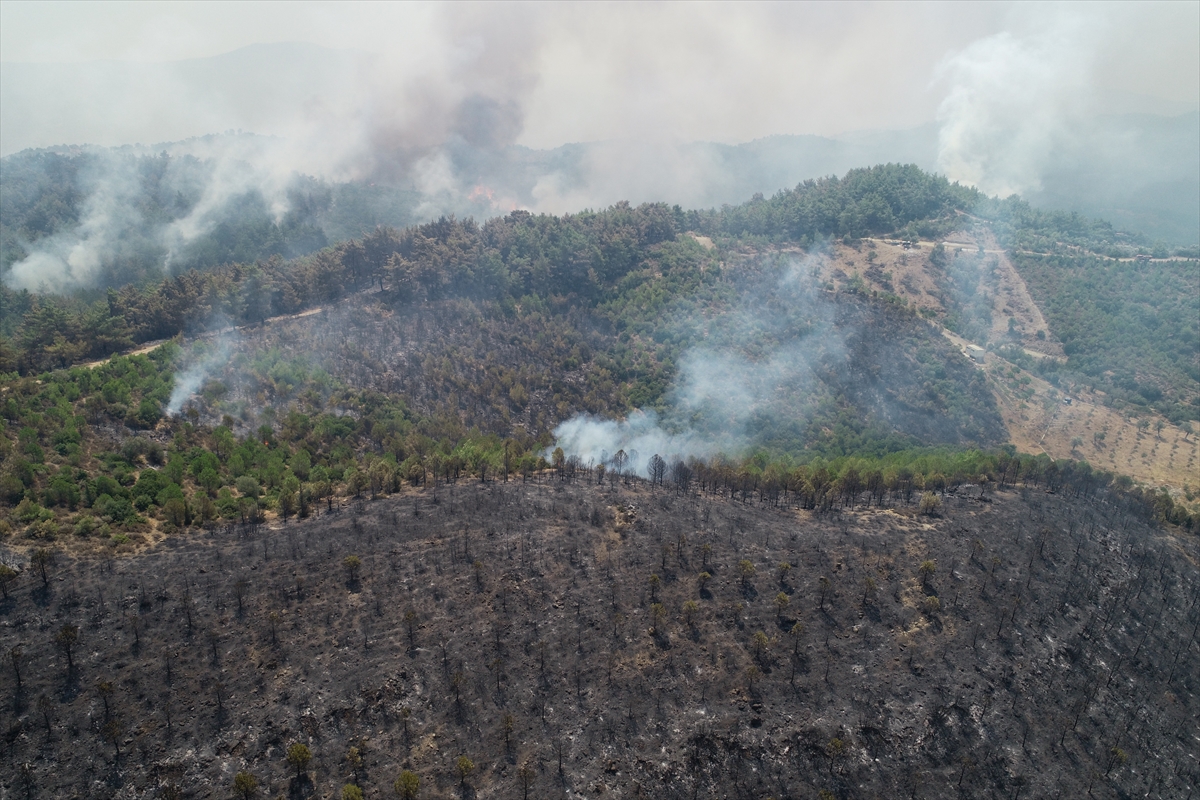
(78, 305, 331, 370)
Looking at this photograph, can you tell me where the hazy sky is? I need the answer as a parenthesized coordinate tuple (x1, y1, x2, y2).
(2, 0, 1196, 155)
(3, 1, 1198, 292)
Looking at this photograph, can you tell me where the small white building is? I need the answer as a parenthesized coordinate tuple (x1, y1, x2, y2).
(966, 344, 987, 365)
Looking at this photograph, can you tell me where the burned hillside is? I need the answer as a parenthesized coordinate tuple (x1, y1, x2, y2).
(2, 476, 1197, 799)
(188, 270, 1006, 456)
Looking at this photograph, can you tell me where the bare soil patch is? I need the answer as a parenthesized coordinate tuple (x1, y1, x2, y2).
(821, 229, 1065, 360)
(986, 359, 1199, 496)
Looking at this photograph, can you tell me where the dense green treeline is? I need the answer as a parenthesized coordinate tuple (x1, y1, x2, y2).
(687, 163, 1189, 259)
(706, 164, 982, 243)
(1, 337, 1191, 545)
(0, 344, 549, 541)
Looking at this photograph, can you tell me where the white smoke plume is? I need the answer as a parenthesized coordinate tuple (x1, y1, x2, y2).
(159, 136, 302, 268)
(3, 136, 316, 292)
(4, 152, 148, 291)
(550, 254, 839, 476)
(166, 333, 236, 416)
(551, 409, 730, 477)
(934, 12, 1103, 197)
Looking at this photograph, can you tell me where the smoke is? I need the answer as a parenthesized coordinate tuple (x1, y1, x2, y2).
(166, 333, 236, 417)
(531, 141, 728, 215)
(5, 5, 1197, 293)
(4, 151, 148, 291)
(159, 137, 300, 266)
(551, 409, 730, 476)
(2, 137, 323, 292)
(550, 254, 839, 476)
(934, 12, 1103, 198)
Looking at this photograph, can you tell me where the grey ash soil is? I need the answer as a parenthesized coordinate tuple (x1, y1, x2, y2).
(2, 478, 1197, 799)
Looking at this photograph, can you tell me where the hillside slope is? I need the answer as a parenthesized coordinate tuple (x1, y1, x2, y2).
(1, 478, 1196, 799)
(805, 229, 1199, 496)
(3, 164, 1197, 549)
(984, 355, 1199, 494)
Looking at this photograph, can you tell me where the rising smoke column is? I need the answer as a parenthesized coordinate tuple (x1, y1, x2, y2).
(4, 151, 151, 291)
(935, 12, 1102, 197)
(550, 253, 840, 476)
(165, 333, 236, 417)
(3, 140, 306, 293)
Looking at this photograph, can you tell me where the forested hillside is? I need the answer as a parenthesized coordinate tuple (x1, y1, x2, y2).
(0, 146, 421, 290)
(1011, 253, 1199, 422)
(1, 163, 1197, 546)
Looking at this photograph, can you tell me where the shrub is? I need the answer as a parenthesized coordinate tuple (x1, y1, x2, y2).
(394, 770, 420, 799)
(287, 742, 312, 776)
(233, 771, 258, 799)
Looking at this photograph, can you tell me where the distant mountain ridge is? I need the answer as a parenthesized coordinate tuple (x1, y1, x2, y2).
(3, 39, 1197, 245)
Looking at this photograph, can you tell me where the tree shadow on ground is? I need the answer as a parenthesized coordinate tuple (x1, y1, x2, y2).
(289, 774, 314, 800)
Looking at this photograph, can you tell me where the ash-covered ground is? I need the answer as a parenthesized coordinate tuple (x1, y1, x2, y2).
(2, 477, 1197, 799)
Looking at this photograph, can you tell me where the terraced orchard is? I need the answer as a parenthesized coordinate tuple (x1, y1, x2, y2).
(2, 476, 1196, 799)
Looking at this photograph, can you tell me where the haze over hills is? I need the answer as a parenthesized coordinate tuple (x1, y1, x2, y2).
(1019, 111, 1200, 246)
(1, 5, 1198, 799)
(0, 43, 366, 158)
(3, 110, 1197, 295)
(2, 36, 1198, 296)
